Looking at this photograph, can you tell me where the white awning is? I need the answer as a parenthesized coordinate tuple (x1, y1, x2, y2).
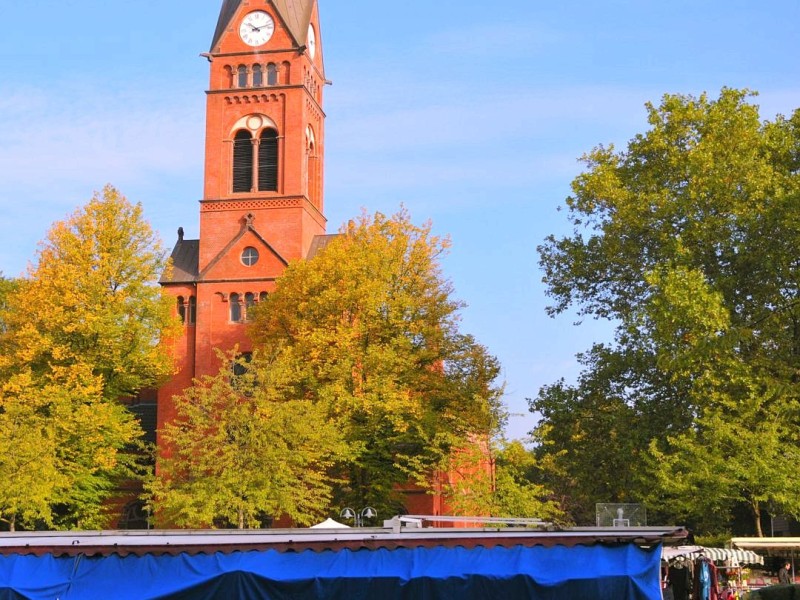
(733, 537, 800, 551)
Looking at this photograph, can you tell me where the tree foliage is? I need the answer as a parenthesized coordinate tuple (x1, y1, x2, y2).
(246, 210, 506, 516)
(534, 89, 800, 532)
(642, 265, 800, 535)
(149, 350, 349, 529)
(444, 440, 564, 522)
(0, 275, 16, 333)
(0, 186, 176, 529)
(0, 185, 177, 399)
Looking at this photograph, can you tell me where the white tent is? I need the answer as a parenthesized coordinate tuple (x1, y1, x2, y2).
(310, 518, 351, 529)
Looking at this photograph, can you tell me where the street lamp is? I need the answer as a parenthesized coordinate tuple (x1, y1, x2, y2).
(340, 507, 378, 527)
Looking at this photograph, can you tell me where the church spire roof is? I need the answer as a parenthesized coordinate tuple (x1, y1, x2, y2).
(210, 0, 316, 52)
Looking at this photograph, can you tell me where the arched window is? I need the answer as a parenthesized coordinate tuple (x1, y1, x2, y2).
(259, 291, 269, 302)
(224, 65, 234, 88)
(281, 62, 291, 84)
(232, 130, 253, 193)
(237, 65, 248, 88)
(245, 292, 256, 321)
(252, 64, 263, 87)
(258, 129, 279, 191)
(177, 296, 186, 324)
(230, 293, 242, 322)
(230, 116, 280, 194)
(188, 296, 197, 325)
(266, 63, 278, 86)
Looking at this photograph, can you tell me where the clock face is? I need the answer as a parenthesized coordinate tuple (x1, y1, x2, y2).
(307, 24, 317, 59)
(239, 11, 275, 47)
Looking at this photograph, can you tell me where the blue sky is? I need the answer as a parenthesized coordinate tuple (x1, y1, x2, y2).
(1, 1, 798, 440)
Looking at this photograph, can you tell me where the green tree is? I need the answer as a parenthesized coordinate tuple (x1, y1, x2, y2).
(535, 89, 800, 532)
(0, 365, 143, 530)
(0, 370, 63, 531)
(149, 350, 349, 529)
(249, 210, 505, 516)
(445, 440, 564, 522)
(641, 265, 800, 535)
(0, 186, 177, 529)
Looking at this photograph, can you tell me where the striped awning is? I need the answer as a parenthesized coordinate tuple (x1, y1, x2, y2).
(703, 547, 764, 565)
(663, 546, 764, 566)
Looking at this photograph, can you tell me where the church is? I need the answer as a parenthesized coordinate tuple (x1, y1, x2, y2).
(133, 0, 457, 527)
(157, 0, 330, 433)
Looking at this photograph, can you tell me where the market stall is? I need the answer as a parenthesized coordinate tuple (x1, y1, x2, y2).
(0, 524, 688, 600)
(662, 545, 764, 598)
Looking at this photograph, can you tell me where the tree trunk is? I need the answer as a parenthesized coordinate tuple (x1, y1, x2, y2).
(9, 514, 14, 533)
(238, 508, 245, 530)
(753, 499, 763, 537)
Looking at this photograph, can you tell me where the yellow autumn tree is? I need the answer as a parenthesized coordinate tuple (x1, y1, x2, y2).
(1, 185, 177, 399)
(0, 185, 178, 529)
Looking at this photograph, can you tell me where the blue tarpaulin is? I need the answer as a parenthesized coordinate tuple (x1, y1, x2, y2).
(0, 543, 662, 600)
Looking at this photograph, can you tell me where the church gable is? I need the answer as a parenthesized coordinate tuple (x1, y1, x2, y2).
(199, 214, 288, 282)
(210, 0, 316, 53)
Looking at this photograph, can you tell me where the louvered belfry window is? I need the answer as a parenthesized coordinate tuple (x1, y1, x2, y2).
(258, 129, 279, 191)
(233, 130, 253, 193)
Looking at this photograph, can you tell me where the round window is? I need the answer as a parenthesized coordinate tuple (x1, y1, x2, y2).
(241, 247, 260, 266)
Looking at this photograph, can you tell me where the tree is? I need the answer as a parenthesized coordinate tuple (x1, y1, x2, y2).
(0, 184, 177, 399)
(641, 265, 800, 535)
(0, 185, 178, 529)
(535, 89, 800, 532)
(444, 440, 564, 522)
(0, 365, 143, 530)
(148, 350, 350, 529)
(0, 371, 63, 531)
(248, 210, 505, 516)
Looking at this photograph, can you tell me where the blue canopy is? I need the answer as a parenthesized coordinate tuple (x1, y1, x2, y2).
(0, 543, 662, 600)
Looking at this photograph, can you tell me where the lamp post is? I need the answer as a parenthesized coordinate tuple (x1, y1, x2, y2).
(340, 507, 378, 527)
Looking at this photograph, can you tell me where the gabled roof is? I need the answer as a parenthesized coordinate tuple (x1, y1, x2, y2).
(198, 216, 288, 281)
(210, 0, 315, 52)
(161, 237, 199, 284)
(306, 234, 341, 259)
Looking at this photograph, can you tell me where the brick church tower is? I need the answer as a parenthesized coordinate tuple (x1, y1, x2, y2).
(158, 0, 327, 432)
(146, 1, 488, 526)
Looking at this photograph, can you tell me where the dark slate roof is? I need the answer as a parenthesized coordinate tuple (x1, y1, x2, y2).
(273, 0, 315, 46)
(161, 238, 199, 284)
(306, 234, 341, 259)
(210, 0, 315, 52)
